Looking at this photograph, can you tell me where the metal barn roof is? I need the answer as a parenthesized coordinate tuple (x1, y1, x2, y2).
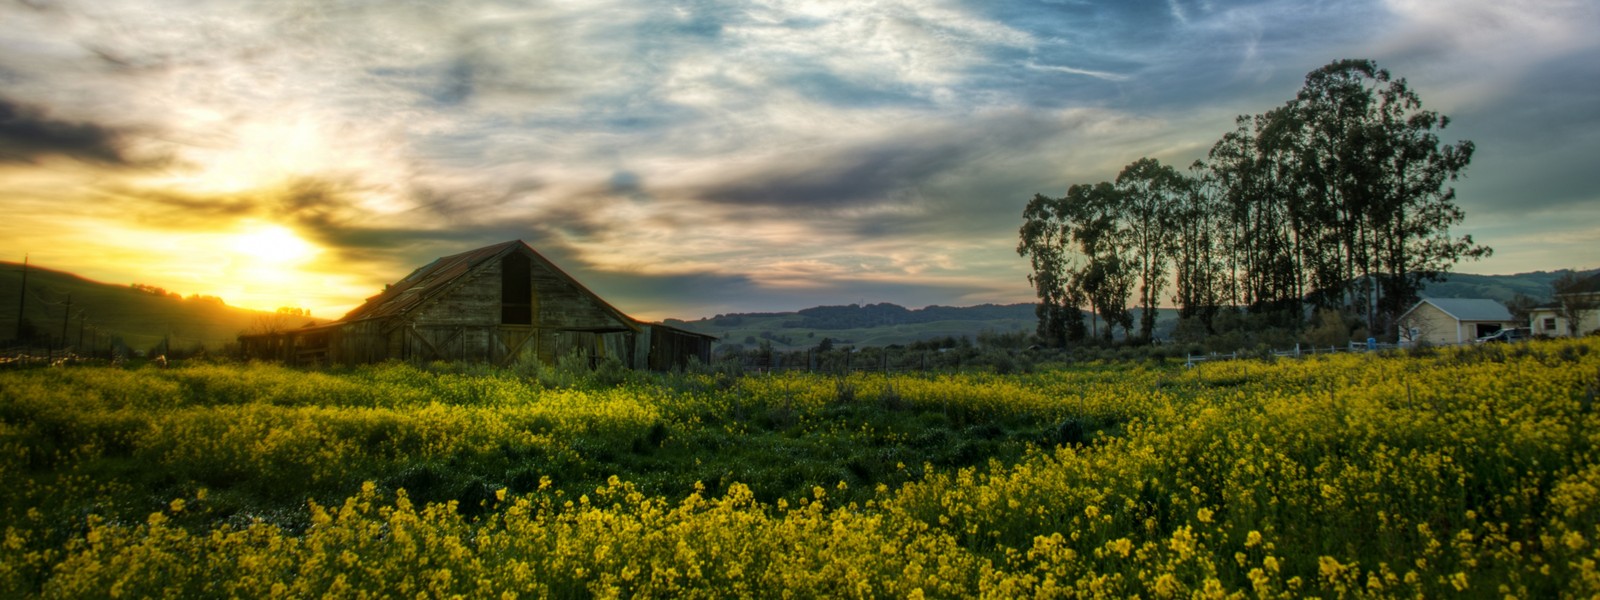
(1415, 298, 1513, 322)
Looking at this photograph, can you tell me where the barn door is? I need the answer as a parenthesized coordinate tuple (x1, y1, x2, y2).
(408, 326, 463, 362)
(497, 326, 537, 366)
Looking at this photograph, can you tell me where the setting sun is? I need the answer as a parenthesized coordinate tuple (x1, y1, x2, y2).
(231, 224, 317, 265)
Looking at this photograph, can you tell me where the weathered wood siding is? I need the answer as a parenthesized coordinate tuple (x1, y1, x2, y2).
(392, 253, 639, 365)
(526, 259, 629, 331)
(243, 244, 698, 369)
(648, 325, 713, 370)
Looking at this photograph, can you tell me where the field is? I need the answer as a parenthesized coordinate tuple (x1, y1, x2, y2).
(0, 261, 326, 352)
(2, 339, 1599, 597)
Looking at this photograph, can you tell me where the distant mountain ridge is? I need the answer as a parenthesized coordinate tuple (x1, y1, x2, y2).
(667, 269, 1599, 348)
(688, 303, 1038, 330)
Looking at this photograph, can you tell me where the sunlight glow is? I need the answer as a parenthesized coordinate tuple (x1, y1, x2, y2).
(232, 224, 317, 265)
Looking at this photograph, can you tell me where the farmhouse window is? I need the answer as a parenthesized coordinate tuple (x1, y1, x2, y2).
(502, 253, 533, 325)
(1544, 317, 1557, 331)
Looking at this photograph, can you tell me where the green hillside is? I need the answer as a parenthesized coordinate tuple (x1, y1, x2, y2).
(0, 261, 322, 353)
(667, 270, 1595, 352)
(1419, 268, 1600, 304)
(664, 303, 1183, 351)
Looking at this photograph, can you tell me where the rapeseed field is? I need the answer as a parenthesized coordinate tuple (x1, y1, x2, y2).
(2, 338, 1597, 597)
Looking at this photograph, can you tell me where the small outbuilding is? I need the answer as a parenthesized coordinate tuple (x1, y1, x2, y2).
(1396, 298, 1516, 346)
(240, 240, 714, 369)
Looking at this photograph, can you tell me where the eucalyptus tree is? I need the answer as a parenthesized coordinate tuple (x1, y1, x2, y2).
(1018, 193, 1087, 346)
(1068, 182, 1135, 341)
(1114, 157, 1185, 343)
(1172, 160, 1228, 332)
(1283, 59, 1488, 332)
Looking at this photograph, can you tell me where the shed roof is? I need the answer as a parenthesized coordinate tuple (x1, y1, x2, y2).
(1411, 298, 1513, 322)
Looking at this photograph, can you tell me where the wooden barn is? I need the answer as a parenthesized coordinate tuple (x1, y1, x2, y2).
(239, 240, 714, 370)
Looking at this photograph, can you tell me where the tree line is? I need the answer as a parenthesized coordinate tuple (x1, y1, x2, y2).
(1019, 59, 1490, 346)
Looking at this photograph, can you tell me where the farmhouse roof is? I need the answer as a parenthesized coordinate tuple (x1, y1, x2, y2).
(338, 240, 638, 329)
(1409, 298, 1513, 322)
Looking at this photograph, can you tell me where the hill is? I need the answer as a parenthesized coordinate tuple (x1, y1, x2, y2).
(667, 270, 1597, 351)
(1419, 268, 1600, 304)
(665, 303, 1065, 352)
(0, 261, 324, 353)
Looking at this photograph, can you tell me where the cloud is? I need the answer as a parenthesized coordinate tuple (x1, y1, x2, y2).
(679, 110, 1067, 210)
(0, 0, 1595, 316)
(0, 97, 138, 165)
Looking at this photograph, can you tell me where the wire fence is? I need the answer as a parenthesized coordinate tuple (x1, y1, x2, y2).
(1183, 340, 1404, 367)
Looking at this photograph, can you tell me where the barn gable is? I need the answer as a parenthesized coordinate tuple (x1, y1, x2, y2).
(240, 240, 713, 369)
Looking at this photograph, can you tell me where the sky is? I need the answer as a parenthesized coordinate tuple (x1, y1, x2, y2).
(2, 0, 1597, 321)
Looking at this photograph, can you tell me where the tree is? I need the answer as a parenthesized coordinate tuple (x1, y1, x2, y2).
(1504, 293, 1539, 327)
(1552, 273, 1600, 336)
(1068, 182, 1135, 342)
(1172, 161, 1228, 333)
(815, 337, 835, 353)
(1115, 157, 1184, 343)
(1018, 193, 1087, 346)
(1282, 59, 1489, 335)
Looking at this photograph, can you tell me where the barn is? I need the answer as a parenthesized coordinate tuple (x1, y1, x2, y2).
(239, 240, 714, 369)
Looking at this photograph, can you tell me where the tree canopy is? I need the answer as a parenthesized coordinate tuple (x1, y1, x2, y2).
(1018, 59, 1489, 346)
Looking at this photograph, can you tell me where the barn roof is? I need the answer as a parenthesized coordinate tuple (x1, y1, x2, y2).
(337, 240, 639, 329)
(1408, 298, 1513, 322)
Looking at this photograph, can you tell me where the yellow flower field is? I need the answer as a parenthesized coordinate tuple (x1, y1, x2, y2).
(2, 339, 1598, 597)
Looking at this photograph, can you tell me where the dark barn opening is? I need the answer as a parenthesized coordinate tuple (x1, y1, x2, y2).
(501, 252, 532, 325)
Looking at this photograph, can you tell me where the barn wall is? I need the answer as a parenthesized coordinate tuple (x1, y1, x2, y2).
(648, 325, 713, 370)
(270, 247, 688, 369)
(529, 259, 630, 330)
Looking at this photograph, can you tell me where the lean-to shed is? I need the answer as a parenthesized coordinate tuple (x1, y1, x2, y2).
(239, 240, 714, 369)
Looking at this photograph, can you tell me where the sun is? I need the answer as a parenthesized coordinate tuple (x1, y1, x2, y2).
(232, 224, 317, 265)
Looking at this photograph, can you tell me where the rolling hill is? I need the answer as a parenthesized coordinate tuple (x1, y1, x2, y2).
(1417, 268, 1599, 304)
(0, 261, 324, 353)
(662, 303, 1042, 352)
(667, 269, 1598, 351)
(4, 261, 1589, 355)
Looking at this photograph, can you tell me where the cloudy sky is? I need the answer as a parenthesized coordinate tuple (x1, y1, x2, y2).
(2, 0, 1597, 320)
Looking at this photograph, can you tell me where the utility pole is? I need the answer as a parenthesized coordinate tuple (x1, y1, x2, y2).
(15, 254, 26, 341)
(61, 293, 72, 347)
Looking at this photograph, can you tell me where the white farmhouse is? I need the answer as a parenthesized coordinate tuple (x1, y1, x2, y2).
(1528, 274, 1600, 337)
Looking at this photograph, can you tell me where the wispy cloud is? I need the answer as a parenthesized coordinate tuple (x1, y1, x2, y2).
(1024, 61, 1130, 82)
(0, 0, 1596, 319)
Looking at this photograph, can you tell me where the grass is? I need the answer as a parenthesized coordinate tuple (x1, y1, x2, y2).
(2, 339, 1598, 597)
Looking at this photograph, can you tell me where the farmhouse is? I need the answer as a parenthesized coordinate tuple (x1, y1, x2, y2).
(1528, 273, 1600, 337)
(239, 240, 714, 369)
(1396, 298, 1516, 346)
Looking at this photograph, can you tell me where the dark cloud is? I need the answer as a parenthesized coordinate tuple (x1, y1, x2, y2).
(690, 112, 1060, 210)
(0, 97, 136, 165)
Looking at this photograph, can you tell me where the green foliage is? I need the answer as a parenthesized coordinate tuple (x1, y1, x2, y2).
(6, 339, 1600, 596)
(1020, 59, 1491, 346)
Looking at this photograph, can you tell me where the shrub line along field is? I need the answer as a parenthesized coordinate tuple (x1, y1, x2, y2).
(2, 339, 1598, 597)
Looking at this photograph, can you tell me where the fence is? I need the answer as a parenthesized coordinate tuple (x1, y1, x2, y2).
(1184, 340, 1402, 368)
